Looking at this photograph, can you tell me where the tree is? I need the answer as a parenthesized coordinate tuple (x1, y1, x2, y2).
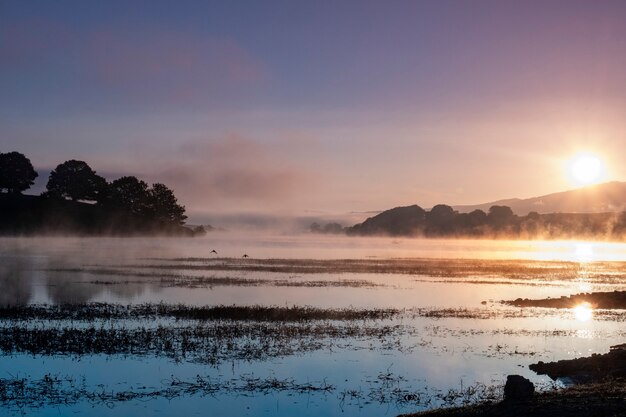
(145, 183, 187, 224)
(527, 211, 541, 221)
(192, 225, 207, 236)
(467, 209, 487, 226)
(323, 222, 344, 234)
(46, 160, 107, 201)
(106, 176, 149, 214)
(426, 204, 456, 234)
(0, 152, 38, 194)
(487, 205, 515, 229)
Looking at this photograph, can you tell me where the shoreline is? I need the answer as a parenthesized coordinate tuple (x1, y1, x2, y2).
(401, 380, 626, 417)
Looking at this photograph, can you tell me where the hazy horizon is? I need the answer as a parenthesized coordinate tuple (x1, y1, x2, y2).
(2, 1, 626, 223)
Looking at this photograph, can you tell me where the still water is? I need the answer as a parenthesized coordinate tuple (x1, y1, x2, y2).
(1, 234, 626, 416)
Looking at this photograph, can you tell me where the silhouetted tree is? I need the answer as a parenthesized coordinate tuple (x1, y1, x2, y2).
(347, 205, 426, 236)
(106, 176, 149, 214)
(323, 222, 344, 234)
(0, 152, 38, 194)
(467, 209, 487, 226)
(487, 205, 515, 229)
(426, 204, 456, 234)
(192, 225, 207, 236)
(46, 160, 107, 201)
(527, 211, 541, 221)
(612, 211, 626, 236)
(145, 183, 187, 224)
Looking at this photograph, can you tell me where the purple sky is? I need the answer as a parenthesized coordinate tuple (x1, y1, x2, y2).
(1, 0, 625, 222)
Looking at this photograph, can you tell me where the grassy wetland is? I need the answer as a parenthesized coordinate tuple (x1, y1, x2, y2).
(2, 235, 626, 416)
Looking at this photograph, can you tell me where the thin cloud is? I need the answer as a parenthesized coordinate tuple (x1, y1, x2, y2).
(135, 135, 315, 211)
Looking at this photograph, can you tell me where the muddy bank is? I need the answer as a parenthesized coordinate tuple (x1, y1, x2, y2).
(403, 346, 626, 417)
(503, 291, 626, 309)
(400, 380, 626, 417)
(530, 344, 626, 383)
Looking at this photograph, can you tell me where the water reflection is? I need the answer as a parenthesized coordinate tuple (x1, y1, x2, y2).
(44, 270, 151, 304)
(45, 270, 102, 304)
(573, 302, 593, 322)
(0, 257, 154, 305)
(0, 258, 32, 306)
(574, 243, 594, 262)
(1, 237, 626, 417)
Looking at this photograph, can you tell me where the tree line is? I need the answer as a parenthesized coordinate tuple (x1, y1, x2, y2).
(0, 151, 186, 225)
(332, 203, 626, 240)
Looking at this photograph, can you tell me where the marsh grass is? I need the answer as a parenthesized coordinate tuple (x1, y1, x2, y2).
(0, 373, 335, 410)
(46, 268, 382, 288)
(0, 322, 407, 364)
(0, 303, 404, 365)
(0, 370, 506, 412)
(411, 307, 626, 321)
(0, 303, 399, 321)
(129, 257, 626, 283)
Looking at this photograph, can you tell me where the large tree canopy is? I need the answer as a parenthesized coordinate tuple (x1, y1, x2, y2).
(0, 152, 38, 194)
(487, 205, 515, 228)
(106, 176, 149, 214)
(46, 160, 107, 201)
(145, 183, 187, 224)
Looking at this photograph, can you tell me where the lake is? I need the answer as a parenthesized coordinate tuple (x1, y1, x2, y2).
(1, 234, 626, 416)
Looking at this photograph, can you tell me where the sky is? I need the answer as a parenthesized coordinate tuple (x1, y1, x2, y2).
(1, 0, 626, 224)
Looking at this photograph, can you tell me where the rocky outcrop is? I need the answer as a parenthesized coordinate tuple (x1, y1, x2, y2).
(503, 375, 534, 402)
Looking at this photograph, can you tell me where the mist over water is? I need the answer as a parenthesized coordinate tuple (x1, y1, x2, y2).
(2, 234, 626, 416)
(2, 234, 626, 306)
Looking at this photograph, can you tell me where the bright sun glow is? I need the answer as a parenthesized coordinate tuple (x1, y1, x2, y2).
(573, 302, 593, 322)
(574, 243, 594, 262)
(567, 153, 605, 186)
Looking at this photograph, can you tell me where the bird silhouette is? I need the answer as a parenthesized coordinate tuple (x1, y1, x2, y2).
(210, 249, 217, 254)
(242, 254, 249, 258)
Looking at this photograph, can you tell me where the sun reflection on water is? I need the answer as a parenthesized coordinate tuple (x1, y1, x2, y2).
(574, 329, 595, 339)
(512, 240, 626, 263)
(574, 243, 594, 262)
(573, 302, 593, 322)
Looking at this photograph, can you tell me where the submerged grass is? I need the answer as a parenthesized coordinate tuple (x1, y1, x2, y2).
(0, 303, 399, 322)
(0, 370, 506, 413)
(46, 267, 381, 288)
(0, 321, 405, 364)
(128, 257, 626, 283)
(0, 303, 403, 365)
(3, 303, 625, 323)
(0, 373, 335, 410)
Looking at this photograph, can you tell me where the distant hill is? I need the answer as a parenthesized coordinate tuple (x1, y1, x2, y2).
(453, 181, 626, 215)
(346, 182, 626, 239)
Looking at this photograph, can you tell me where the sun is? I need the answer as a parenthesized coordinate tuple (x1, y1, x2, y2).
(567, 153, 605, 186)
